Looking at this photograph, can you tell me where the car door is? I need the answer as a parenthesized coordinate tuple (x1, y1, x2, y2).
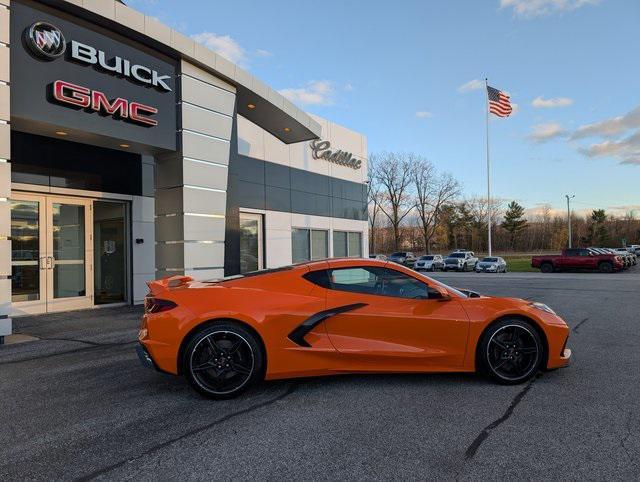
(321, 265, 470, 369)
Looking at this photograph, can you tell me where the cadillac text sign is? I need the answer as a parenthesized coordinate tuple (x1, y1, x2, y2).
(310, 139, 362, 169)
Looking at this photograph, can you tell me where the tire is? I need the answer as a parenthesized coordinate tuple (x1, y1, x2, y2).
(478, 318, 544, 385)
(431, 265, 436, 272)
(598, 261, 613, 273)
(182, 321, 264, 400)
(462, 263, 467, 272)
(540, 262, 553, 273)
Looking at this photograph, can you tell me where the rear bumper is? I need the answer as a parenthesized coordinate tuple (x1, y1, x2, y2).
(136, 343, 156, 370)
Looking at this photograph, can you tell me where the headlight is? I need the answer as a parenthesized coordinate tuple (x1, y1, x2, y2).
(529, 302, 556, 315)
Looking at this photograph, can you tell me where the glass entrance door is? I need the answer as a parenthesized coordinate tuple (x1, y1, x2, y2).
(11, 193, 93, 315)
(239, 212, 264, 273)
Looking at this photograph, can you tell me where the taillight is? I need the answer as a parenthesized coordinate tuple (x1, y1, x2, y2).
(144, 297, 177, 314)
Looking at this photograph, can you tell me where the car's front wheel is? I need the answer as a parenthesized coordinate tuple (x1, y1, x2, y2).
(478, 319, 544, 385)
(182, 322, 264, 399)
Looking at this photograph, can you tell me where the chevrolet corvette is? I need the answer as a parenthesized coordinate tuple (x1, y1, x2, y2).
(137, 258, 571, 399)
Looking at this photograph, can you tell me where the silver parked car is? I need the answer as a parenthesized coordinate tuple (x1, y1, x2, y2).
(369, 254, 387, 260)
(475, 256, 507, 273)
(388, 252, 417, 266)
(414, 254, 444, 272)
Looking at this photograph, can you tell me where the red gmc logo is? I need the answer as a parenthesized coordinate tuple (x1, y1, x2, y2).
(52, 80, 159, 126)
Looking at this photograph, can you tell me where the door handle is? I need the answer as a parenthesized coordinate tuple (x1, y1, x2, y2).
(40, 257, 47, 270)
(46, 256, 54, 270)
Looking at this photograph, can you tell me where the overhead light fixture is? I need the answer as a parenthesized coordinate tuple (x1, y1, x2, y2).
(55, 131, 68, 136)
(247, 103, 256, 109)
(119, 144, 130, 148)
(284, 127, 291, 132)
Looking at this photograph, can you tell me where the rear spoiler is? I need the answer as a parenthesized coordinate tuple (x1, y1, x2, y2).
(146, 275, 194, 296)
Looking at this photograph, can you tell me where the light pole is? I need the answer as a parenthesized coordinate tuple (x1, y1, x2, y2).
(565, 194, 575, 248)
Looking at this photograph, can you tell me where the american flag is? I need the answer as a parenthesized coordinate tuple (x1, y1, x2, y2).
(487, 86, 512, 117)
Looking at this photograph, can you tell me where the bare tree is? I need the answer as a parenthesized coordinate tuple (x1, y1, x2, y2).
(367, 158, 384, 254)
(373, 152, 415, 251)
(413, 157, 460, 253)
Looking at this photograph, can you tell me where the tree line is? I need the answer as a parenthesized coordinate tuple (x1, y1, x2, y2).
(368, 152, 640, 255)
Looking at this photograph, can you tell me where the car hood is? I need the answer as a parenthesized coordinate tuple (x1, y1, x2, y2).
(478, 262, 498, 267)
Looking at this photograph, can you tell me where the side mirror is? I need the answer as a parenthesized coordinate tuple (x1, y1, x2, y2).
(432, 285, 452, 301)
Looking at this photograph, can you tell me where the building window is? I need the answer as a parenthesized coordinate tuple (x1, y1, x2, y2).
(240, 212, 264, 273)
(333, 231, 347, 257)
(292, 228, 328, 263)
(333, 231, 362, 258)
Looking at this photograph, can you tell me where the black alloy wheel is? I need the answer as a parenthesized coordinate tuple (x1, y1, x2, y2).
(479, 319, 543, 384)
(183, 322, 264, 399)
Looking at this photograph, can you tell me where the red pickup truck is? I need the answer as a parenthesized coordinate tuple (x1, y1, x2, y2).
(531, 248, 624, 273)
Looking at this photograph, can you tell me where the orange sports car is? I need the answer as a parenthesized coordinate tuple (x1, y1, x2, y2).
(137, 258, 571, 399)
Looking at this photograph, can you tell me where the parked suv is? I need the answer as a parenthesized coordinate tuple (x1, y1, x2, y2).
(414, 254, 444, 272)
(443, 251, 478, 272)
(388, 252, 417, 266)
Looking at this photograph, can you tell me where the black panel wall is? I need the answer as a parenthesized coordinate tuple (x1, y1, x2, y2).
(225, 107, 367, 276)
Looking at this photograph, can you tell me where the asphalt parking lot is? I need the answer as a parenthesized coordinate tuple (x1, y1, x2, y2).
(1, 270, 639, 480)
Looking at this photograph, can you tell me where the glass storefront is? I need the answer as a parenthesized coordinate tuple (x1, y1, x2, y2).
(52, 203, 86, 299)
(93, 201, 128, 305)
(10, 200, 40, 302)
(10, 194, 129, 314)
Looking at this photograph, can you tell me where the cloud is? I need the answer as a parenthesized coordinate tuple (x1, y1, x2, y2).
(191, 32, 247, 65)
(578, 130, 640, 165)
(458, 79, 484, 93)
(499, 0, 601, 18)
(532, 96, 573, 108)
(344, 82, 355, 92)
(571, 105, 640, 139)
(255, 49, 272, 58)
(528, 122, 566, 142)
(279, 81, 334, 106)
(415, 111, 433, 119)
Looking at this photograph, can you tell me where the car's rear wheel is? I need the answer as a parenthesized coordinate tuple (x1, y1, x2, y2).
(183, 322, 264, 399)
(540, 262, 553, 273)
(478, 319, 544, 385)
(599, 261, 613, 273)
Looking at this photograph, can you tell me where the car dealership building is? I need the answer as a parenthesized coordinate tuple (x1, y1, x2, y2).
(0, 0, 368, 338)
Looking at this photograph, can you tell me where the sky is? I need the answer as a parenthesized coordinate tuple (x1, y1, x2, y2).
(127, 0, 640, 217)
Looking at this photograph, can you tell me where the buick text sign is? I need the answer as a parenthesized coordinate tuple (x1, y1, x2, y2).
(11, 2, 178, 151)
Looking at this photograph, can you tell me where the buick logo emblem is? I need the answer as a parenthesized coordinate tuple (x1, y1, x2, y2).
(26, 22, 66, 59)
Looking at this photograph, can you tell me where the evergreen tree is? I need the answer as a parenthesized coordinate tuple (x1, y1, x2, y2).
(583, 209, 609, 246)
(501, 201, 528, 249)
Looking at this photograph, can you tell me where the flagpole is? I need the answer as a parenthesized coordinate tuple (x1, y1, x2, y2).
(485, 78, 492, 257)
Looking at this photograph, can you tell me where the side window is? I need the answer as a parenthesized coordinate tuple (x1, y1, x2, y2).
(578, 249, 591, 257)
(327, 267, 385, 295)
(382, 269, 430, 299)
(565, 249, 578, 256)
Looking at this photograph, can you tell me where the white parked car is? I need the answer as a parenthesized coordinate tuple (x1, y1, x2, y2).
(475, 256, 507, 273)
(414, 254, 444, 272)
(443, 251, 478, 272)
(611, 248, 637, 266)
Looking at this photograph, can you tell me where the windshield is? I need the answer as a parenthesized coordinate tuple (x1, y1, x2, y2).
(421, 256, 434, 260)
(482, 257, 498, 262)
(449, 253, 465, 258)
